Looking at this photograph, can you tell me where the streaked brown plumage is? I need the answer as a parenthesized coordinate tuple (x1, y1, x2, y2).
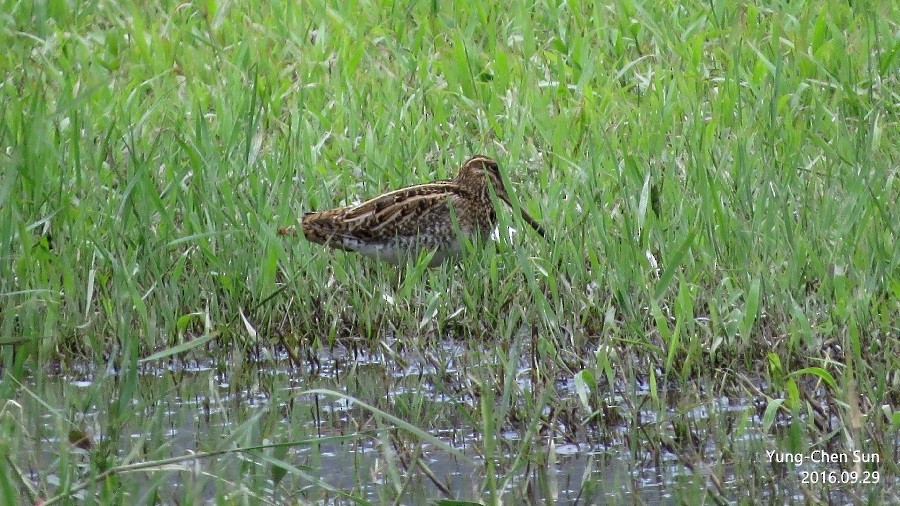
(293, 155, 546, 266)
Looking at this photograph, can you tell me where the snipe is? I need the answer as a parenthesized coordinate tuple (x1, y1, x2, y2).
(286, 155, 546, 266)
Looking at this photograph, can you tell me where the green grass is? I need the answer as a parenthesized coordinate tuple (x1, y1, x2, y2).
(1, 0, 898, 503)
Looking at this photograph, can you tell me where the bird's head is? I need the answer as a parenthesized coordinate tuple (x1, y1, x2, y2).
(455, 155, 546, 239)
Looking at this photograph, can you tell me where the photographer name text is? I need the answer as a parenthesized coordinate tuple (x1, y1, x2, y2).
(766, 450, 880, 465)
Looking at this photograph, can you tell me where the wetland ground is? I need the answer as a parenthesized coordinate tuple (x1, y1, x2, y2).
(2, 0, 898, 503)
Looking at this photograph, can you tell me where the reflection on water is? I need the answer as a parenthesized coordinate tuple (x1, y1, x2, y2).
(14, 339, 878, 504)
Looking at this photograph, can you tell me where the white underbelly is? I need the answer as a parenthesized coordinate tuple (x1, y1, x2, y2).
(351, 240, 461, 267)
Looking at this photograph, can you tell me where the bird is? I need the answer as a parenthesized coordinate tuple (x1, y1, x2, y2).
(284, 155, 547, 267)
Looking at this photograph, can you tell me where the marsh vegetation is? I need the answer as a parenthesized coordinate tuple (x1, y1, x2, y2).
(1, 0, 898, 503)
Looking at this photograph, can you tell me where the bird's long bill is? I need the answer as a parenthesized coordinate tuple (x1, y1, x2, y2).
(499, 194, 548, 240)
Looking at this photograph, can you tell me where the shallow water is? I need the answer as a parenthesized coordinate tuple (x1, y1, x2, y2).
(13, 340, 892, 504)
